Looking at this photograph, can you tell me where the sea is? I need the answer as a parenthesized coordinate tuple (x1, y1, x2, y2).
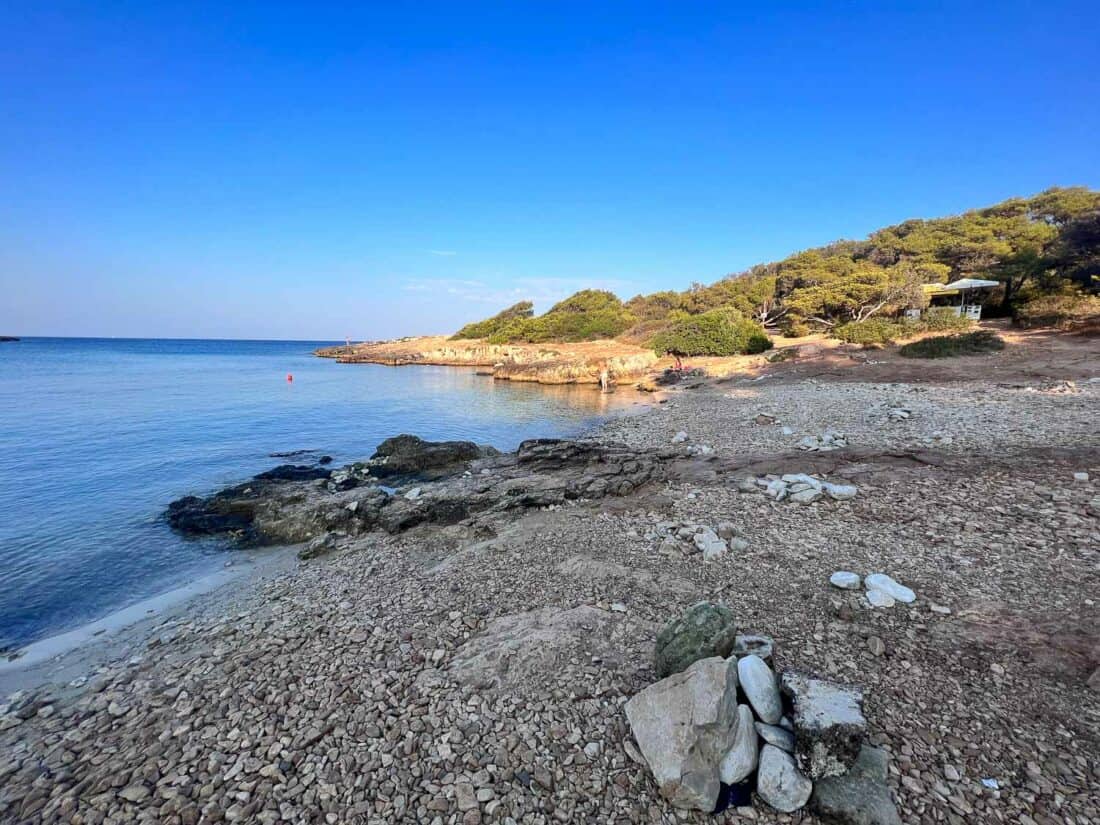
(0, 337, 645, 651)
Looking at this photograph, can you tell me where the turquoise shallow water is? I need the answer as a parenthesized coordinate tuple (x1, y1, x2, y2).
(0, 338, 642, 649)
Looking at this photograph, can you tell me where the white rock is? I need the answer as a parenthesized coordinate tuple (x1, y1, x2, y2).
(864, 573, 916, 603)
(829, 571, 861, 590)
(671, 431, 689, 444)
(719, 704, 759, 783)
(610, 602, 627, 613)
(1073, 472, 1090, 482)
(823, 482, 858, 501)
(764, 479, 788, 500)
(737, 654, 782, 724)
(624, 657, 739, 811)
(404, 487, 422, 500)
(729, 537, 750, 552)
(693, 528, 728, 562)
(782, 473, 822, 488)
(756, 744, 813, 812)
(781, 426, 795, 435)
(865, 589, 896, 608)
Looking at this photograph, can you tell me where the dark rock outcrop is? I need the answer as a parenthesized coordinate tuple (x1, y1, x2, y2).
(369, 434, 498, 480)
(166, 434, 678, 547)
(255, 464, 332, 482)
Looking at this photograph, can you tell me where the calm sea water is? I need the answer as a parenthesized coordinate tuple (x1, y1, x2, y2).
(0, 337, 643, 650)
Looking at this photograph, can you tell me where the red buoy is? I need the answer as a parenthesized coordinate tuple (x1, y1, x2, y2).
(286, 373, 294, 383)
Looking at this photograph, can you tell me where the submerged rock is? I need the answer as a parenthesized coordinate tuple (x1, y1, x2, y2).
(810, 745, 902, 825)
(255, 464, 332, 481)
(625, 657, 739, 811)
(756, 744, 813, 812)
(654, 602, 738, 678)
(781, 670, 866, 779)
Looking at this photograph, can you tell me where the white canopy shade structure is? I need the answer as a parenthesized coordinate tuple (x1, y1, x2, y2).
(922, 278, 1000, 320)
(940, 278, 1000, 291)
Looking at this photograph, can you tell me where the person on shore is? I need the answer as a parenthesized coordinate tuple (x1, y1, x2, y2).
(665, 349, 685, 371)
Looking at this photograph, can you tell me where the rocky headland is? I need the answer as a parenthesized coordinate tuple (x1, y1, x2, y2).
(2, 336, 1099, 824)
(315, 336, 660, 386)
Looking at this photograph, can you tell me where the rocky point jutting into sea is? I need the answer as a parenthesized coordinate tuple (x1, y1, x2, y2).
(315, 336, 659, 386)
(2, 330, 1099, 824)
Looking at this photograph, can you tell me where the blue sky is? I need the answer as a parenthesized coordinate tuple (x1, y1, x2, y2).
(2, 2, 1098, 340)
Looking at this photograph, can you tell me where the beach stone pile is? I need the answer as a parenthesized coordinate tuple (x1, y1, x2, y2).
(830, 571, 917, 609)
(737, 473, 858, 503)
(644, 520, 749, 562)
(627, 602, 900, 821)
(795, 428, 848, 451)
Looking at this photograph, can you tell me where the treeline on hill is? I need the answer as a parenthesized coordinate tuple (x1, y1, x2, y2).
(451, 187, 1100, 355)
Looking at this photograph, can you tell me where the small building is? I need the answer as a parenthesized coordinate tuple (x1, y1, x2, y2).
(919, 278, 1000, 320)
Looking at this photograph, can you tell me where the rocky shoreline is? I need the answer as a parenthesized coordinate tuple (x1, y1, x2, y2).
(314, 336, 661, 386)
(2, 348, 1099, 824)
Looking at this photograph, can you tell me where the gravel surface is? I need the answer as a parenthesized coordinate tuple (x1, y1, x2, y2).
(2, 365, 1099, 824)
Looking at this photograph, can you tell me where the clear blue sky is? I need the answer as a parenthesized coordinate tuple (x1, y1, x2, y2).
(3, 1, 1098, 340)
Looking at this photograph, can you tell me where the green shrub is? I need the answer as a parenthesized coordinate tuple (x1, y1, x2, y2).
(452, 301, 535, 340)
(833, 318, 909, 345)
(649, 309, 772, 356)
(899, 331, 1005, 358)
(920, 307, 974, 332)
(1014, 291, 1100, 329)
(485, 290, 635, 343)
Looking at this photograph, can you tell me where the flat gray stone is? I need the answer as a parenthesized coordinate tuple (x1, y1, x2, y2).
(719, 704, 759, 783)
(829, 571, 861, 590)
(864, 573, 915, 603)
(781, 670, 866, 779)
(625, 657, 739, 811)
(737, 654, 782, 724)
(810, 745, 902, 825)
(756, 744, 813, 813)
(756, 721, 796, 752)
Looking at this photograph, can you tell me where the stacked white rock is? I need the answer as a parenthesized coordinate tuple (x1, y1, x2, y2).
(795, 428, 848, 451)
(753, 473, 858, 503)
(626, 630, 899, 820)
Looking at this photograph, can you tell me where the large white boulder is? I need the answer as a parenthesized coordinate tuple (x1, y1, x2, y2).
(624, 657, 739, 811)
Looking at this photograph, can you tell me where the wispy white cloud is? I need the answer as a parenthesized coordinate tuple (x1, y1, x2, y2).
(428, 249, 458, 257)
(400, 276, 645, 309)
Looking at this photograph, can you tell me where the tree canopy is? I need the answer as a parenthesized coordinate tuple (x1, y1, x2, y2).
(449, 186, 1099, 349)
